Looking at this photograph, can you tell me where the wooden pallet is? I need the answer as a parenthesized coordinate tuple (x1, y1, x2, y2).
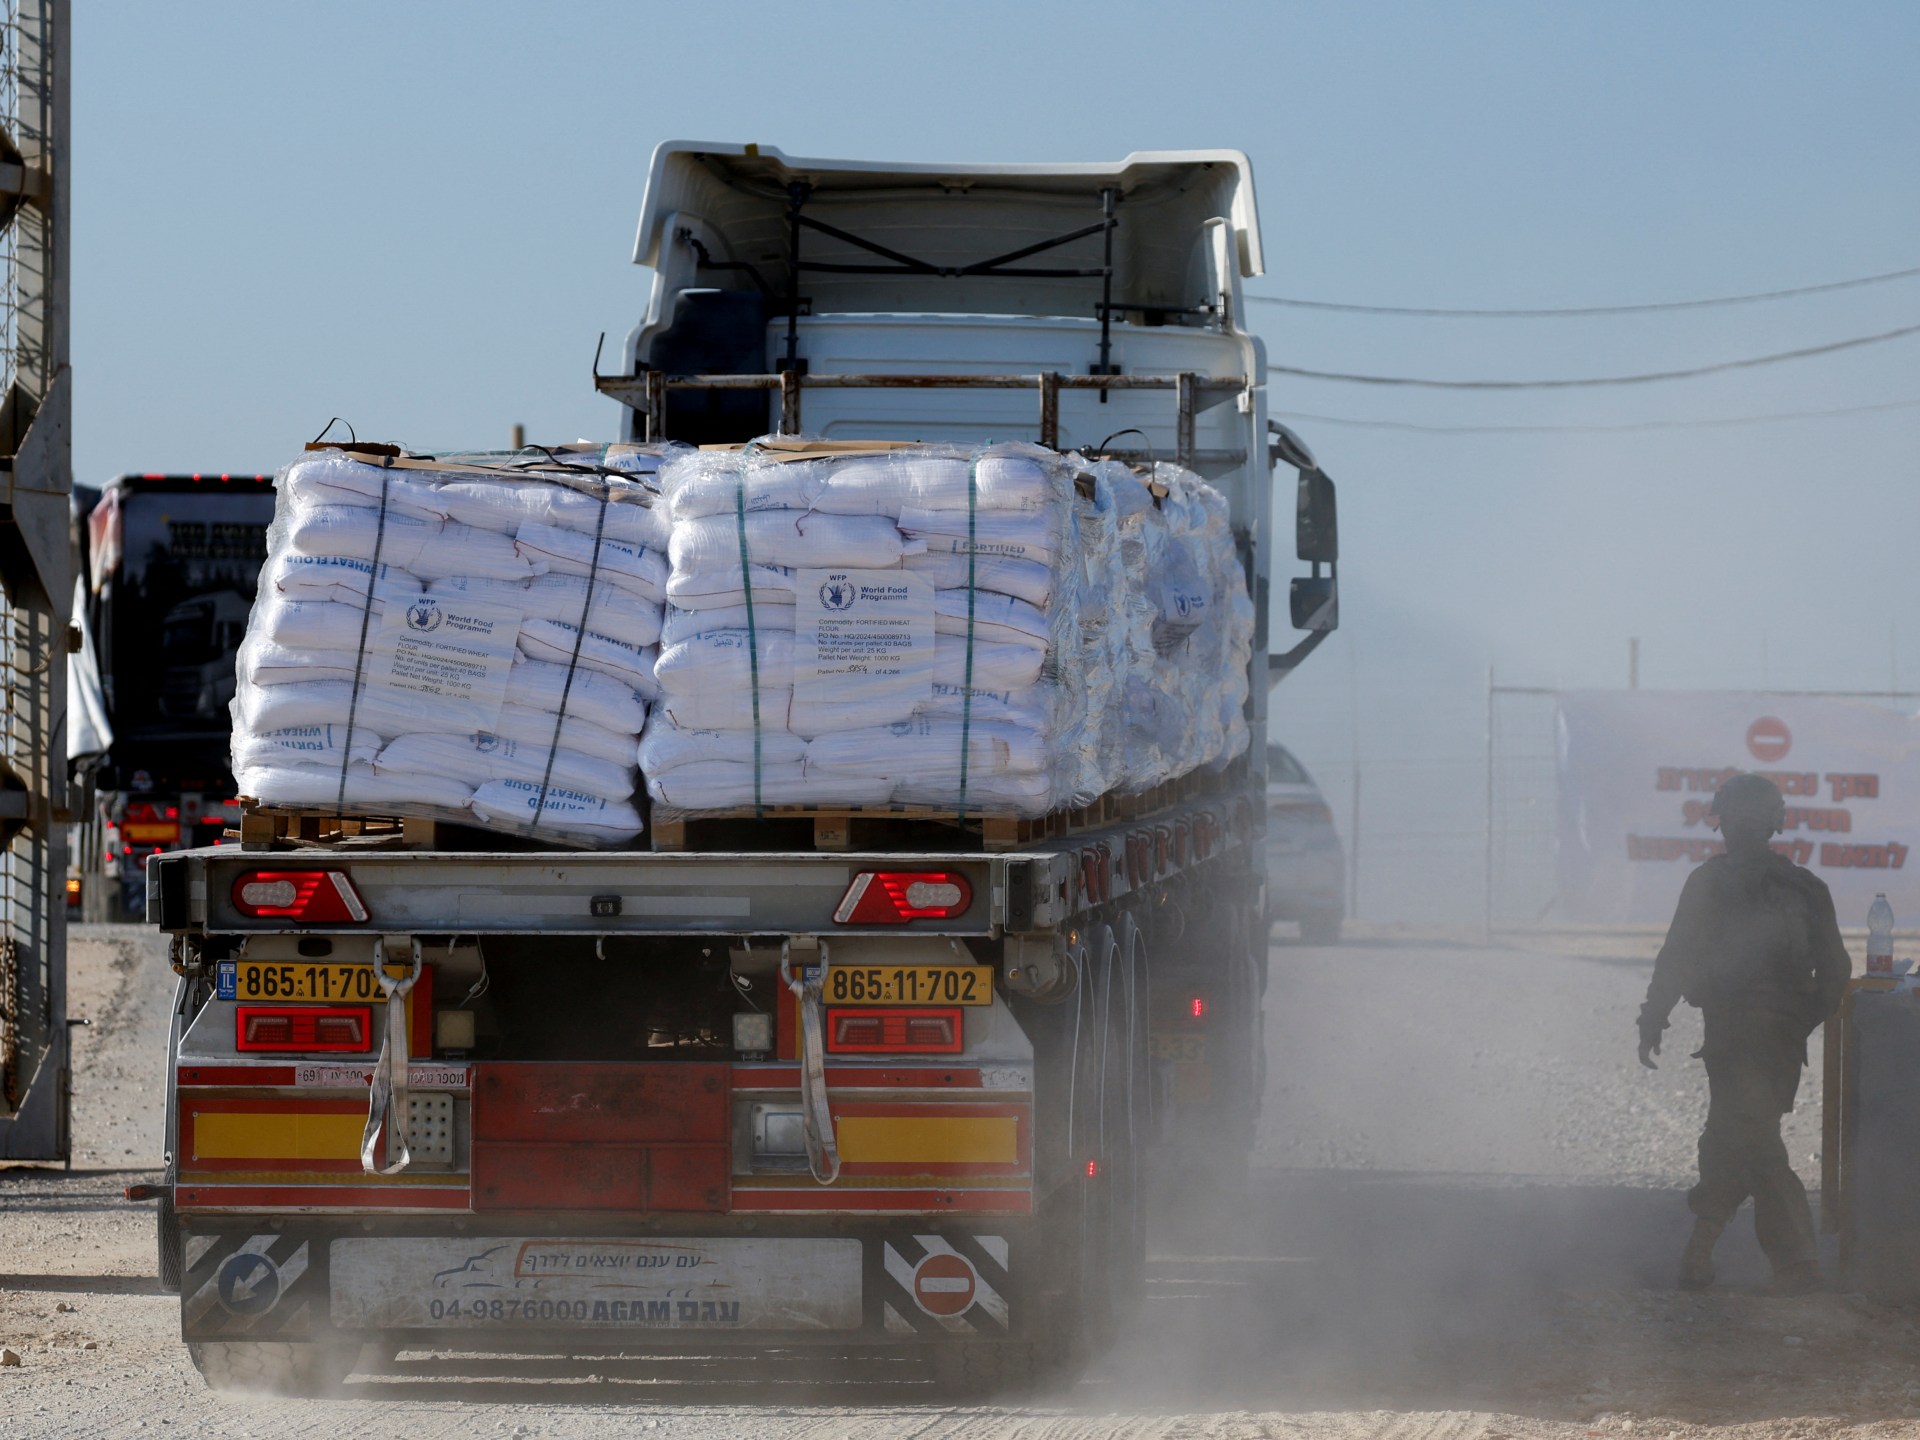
(234, 802, 439, 852)
(649, 772, 1216, 855)
(236, 763, 1235, 856)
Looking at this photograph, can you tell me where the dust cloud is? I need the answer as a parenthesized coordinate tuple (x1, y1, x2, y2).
(1096, 923, 1920, 1434)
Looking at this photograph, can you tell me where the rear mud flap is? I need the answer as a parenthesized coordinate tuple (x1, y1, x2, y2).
(182, 1232, 326, 1341)
(872, 1232, 1012, 1336)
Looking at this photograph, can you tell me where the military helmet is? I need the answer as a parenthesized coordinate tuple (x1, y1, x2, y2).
(1709, 772, 1787, 831)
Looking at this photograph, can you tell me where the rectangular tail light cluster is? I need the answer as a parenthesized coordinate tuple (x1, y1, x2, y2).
(833, 871, 973, 924)
(231, 870, 368, 923)
(826, 1006, 963, 1054)
(236, 1005, 372, 1052)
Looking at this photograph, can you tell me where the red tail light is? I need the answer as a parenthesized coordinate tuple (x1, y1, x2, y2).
(236, 1005, 372, 1052)
(833, 871, 973, 924)
(826, 1007, 963, 1054)
(1190, 995, 1207, 1020)
(231, 870, 369, 923)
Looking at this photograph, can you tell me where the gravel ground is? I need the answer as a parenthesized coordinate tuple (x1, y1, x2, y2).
(1, 921, 1914, 1439)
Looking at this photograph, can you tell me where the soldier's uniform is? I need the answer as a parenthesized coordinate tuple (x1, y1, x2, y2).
(1639, 788, 1850, 1289)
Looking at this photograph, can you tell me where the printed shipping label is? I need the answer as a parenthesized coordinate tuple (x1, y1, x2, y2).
(364, 595, 524, 730)
(328, 1237, 862, 1330)
(793, 569, 932, 704)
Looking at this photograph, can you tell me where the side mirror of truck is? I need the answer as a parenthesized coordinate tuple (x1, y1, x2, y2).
(1289, 575, 1338, 633)
(1269, 422, 1340, 688)
(1296, 467, 1337, 565)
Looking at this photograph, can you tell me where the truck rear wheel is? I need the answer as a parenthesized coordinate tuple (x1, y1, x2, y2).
(1060, 917, 1150, 1369)
(929, 1334, 1070, 1399)
(187, 1340, 358, 1396)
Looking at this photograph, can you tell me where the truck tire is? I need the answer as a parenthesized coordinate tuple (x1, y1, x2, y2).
(1068, 918, 1150, 1363)
(155, 1195, 181, 1294)
(929, 1335, 1070, 1399)
(187, 1340, 358, 1396)
(1109, 911, 1151, 1310)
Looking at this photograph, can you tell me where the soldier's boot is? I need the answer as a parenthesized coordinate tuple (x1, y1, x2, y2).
(1677, 1217, 1725, 1291)
(1769, 1259, 1823, 1296)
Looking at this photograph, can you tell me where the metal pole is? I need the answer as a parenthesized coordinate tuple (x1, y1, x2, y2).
(1349, 766, 1361, 921)
(782, 182, 809, 375)
(1629, 637, 1639, 690)
(1094, 187, 1117, 395)
(1484, 664, 1495, 942)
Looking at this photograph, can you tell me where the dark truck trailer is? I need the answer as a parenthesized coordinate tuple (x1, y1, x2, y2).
(71, 472, 274, 916)
(144, 144, 1339, 1397)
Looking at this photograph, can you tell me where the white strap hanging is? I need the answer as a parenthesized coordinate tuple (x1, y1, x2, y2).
(780, 939, 841, 1185)
(360, 937, 423, 1176)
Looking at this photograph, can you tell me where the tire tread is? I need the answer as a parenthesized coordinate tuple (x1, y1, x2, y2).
(188, 1340, 354, 1395)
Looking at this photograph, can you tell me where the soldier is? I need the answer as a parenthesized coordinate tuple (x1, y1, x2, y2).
(1637, 772, 1851, 1293)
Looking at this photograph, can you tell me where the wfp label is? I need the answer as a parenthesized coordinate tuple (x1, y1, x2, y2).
(793, 569, 932, 704)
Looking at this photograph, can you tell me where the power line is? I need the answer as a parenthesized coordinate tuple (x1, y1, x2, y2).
(1276, 396, 1920, 435)
(1269, 319, 1920, 389)
(1245, 262, 1920, 318)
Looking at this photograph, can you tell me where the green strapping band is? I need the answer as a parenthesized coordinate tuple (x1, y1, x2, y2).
(734, 456, 764, 816)
(956, 451, 979, 822)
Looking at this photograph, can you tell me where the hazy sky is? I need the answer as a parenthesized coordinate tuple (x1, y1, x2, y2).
(76, 2, 1920, 918)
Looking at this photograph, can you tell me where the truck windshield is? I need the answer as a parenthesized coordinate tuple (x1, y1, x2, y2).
(106, 489, 274, 740)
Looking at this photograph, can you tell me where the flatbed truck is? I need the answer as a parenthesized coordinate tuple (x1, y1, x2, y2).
(144, 144, 1339, 1394)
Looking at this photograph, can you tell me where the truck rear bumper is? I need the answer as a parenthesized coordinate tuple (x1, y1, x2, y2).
(181, 1217, 1032, 1347)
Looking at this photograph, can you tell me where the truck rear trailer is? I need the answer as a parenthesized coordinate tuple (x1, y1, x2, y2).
(145, 144, 1339, 1395)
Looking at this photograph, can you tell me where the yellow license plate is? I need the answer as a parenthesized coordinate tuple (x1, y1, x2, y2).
(232, 961, 406, 1004)
(822, 964, 994, 1007)
(1151, 1033, 1208, 1062)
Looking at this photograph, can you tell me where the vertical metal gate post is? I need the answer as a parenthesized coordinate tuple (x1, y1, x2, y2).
(0, 0, 70, 1162)
(1482, 665, 1494, 942)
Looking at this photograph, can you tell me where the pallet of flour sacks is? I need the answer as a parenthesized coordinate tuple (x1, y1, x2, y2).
(229, 444, 670, 847)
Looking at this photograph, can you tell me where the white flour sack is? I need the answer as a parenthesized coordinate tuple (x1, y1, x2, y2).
(638, 439, 1257, 821)
(231, 444, 680, 846)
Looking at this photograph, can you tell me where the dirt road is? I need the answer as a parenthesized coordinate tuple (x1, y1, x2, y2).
(4, 923, 1918, 1438)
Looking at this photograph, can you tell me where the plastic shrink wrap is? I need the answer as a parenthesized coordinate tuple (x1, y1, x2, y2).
(230, 444, 672, 847)
(643, 441, 1097, 818)
(232, 438, 1254, 842)
(640, 440, 1250, 821)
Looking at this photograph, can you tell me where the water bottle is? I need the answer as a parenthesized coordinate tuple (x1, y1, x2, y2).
(1867, 893, 1895, 977)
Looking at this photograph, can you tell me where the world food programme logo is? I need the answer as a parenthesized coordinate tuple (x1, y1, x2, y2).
(819, 578, 856, 612)
(406, 598, 444, 633)
(472, 732, 501, 754)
